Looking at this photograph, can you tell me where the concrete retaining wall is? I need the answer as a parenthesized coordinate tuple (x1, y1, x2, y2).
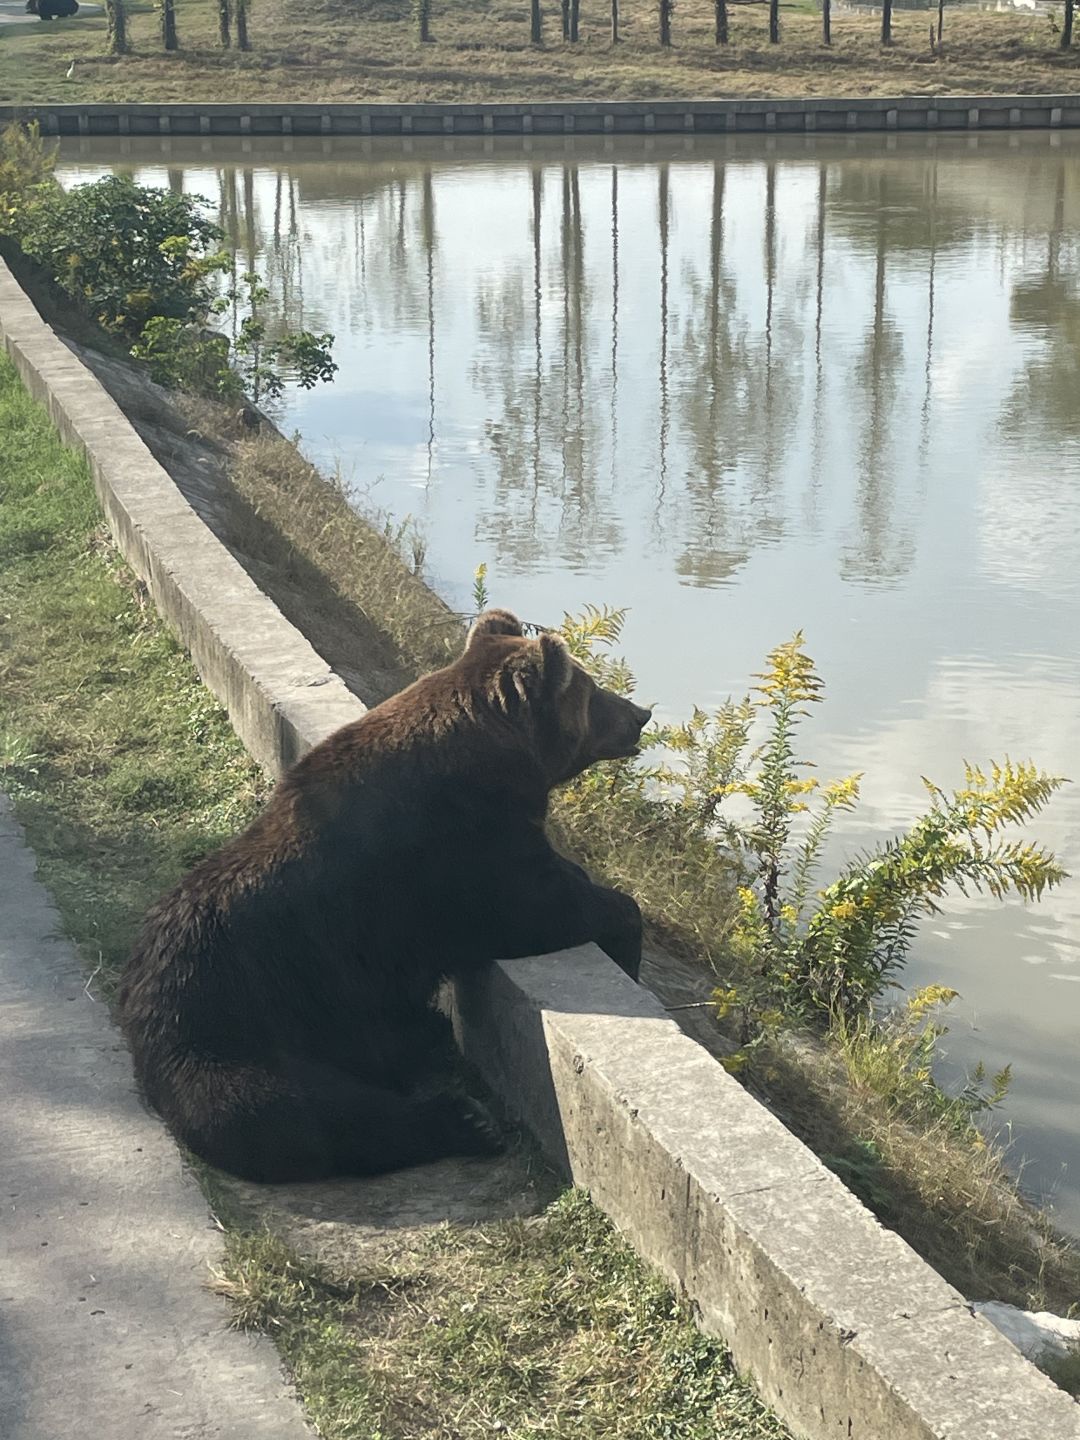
(4, 94, 1080, 137)
(2, 253, 1078, 1440)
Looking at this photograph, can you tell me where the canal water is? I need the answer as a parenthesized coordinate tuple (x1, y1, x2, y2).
(57, 132, 1080, 1235)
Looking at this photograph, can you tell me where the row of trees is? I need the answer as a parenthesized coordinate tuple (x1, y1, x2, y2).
(101, 0, 1076, 57)
(105, 0, 249, 55)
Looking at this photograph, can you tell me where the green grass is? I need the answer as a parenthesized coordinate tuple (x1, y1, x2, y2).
(0, 347, 788, 1438)
(214, 1190, 790, 1440)
(0, 348, 267, 991)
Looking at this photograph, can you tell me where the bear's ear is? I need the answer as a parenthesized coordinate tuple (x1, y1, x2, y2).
(538, 630, 574, 696)
(466, 608, 525, 650)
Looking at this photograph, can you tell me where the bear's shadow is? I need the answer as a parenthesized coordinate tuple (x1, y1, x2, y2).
(210, 1132, 561, 1270)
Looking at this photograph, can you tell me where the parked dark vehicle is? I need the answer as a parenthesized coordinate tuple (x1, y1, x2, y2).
(27, 0, 80, 17)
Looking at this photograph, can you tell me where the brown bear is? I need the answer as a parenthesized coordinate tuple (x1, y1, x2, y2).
(118, 609, 650, 1183)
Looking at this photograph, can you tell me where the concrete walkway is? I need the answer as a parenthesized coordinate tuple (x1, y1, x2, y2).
(0, 794, 312, 1440)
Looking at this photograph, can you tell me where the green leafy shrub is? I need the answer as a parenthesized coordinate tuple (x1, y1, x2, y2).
(4, 145, 338, 407)
(227, 272, 337, 403)
(131, 316, 241, 400)
(16, 174, 228, 339)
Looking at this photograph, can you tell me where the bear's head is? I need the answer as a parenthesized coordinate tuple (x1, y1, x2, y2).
(461, 609, 652, 785)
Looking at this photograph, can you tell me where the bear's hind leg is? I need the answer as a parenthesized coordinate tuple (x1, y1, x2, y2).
(169, 1058, 502, 1183)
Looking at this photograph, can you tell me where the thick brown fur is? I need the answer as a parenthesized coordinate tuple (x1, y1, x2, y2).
(118, 610, 650, 1183)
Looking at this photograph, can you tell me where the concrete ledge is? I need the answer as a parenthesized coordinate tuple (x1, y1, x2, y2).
(3, 256, 1078, 1440)
(3, 94, 1080, 137)
(454, 950, 1080, 1439)
(0, 256, 366, 778)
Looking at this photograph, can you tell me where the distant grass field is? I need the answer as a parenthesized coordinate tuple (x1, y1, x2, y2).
(1, 0, 1079, 106)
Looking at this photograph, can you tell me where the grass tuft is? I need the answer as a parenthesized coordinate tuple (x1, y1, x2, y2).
(185, 398, 465, 680)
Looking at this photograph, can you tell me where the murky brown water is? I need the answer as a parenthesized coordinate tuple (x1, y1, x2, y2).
(58, 132, 1080, 1236)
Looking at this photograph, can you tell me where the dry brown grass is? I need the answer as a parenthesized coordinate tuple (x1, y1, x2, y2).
(3, 0, 1080, 107)
(185, 399, 465, 684)
(759, 1032, 1080, 1312)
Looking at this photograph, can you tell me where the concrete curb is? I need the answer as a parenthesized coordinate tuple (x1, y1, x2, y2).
(2, 256, 1078, 1439)
(0, 795, 313, 1440)
(453, 951, 1080, 1439)
(4, 94, 1080, 137)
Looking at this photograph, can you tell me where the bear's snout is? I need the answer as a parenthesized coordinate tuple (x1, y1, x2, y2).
(629, 701, 652, 731)
(618, 699, 652, 753)
(590, 692, 652, 762)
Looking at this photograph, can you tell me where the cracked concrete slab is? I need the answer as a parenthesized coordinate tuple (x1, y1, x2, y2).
(0, 796, 313, 1440)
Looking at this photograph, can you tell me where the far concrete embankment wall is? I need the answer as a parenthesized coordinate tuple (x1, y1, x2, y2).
(4, 94, 1080, 137)
(2, 251, 1078, 1440)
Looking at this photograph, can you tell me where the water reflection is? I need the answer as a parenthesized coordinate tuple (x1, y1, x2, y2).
(57, 132, 1080, 1232)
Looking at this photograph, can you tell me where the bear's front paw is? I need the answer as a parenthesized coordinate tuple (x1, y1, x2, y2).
(450, 1097, 505, 1158)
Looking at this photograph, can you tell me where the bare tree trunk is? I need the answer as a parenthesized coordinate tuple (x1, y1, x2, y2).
(235, 0, 249, 50)
(610, 166, 619, 462)
(822, 0, 830, 44)
(769, 0, 779, 43)
(658, 164, 670, 488)
(659, 0, 673, 46)
(422, 171, 436, 488)
(218, 0, 231, 48)
(561, 0, 569, 39)
(1063, 0, 1074, 48)
(715, 0, 728, 43)
(532, 167, 542, 492)
(936, 0, 944, 42)
(531, 0, 541, 43)
(881, 0, 892, 44)
(160, 0, 177, 50)
(569, 0, 579, 39)
(611, 0, 619, 41)
(416, 0, 431, 41)
(106, 0, 129, 54)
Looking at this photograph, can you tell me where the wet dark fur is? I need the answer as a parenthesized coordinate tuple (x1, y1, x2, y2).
(118, 610, 650, 1183)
